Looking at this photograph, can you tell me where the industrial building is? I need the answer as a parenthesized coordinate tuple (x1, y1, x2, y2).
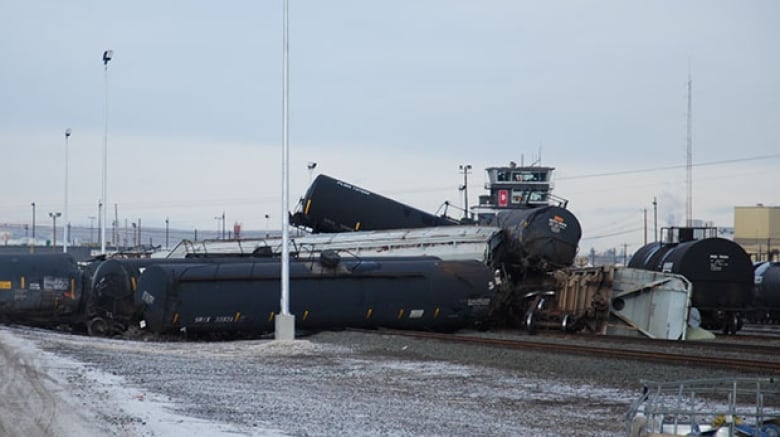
(734, 205, 780, 262)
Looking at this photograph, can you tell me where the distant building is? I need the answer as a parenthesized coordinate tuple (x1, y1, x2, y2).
(734, 205, 780, 262)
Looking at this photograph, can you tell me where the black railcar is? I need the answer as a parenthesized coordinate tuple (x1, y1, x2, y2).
(752, 261, 780, 324)
(0, 254, 84, 325)
(628, 228, 753, 333)
(486, 206, 582, 272)
(291, 174, 459, 232)
(135, 255, 494, 335)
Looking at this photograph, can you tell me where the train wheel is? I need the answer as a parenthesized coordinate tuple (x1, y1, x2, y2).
(723, 314, 739, 335)
(87, 317, 109, 337)
(561, 313, 571, 332)
(525, 311, 536, 335)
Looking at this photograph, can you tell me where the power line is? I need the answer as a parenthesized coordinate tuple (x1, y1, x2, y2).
(556, 154, 780, 181)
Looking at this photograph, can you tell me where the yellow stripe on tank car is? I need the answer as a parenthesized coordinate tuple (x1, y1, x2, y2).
(234, 312, 241, 322)
(365, 308, 373, 319)
(21, 276, 25, 289)
(131, 276, 137, 291)
(69, 278, 76, 299)
(397, 308, 405, 319)
(172, 312, 180, 325)
(0, 280, 11, 290)
(268, 311, 276, 322)
(304, 199, 312, 215)
(355, 221, 361, 231)
(434, 307, 440, 318)
(303, 310, 309, 321)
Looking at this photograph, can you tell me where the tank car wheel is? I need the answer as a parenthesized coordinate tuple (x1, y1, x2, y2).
(87, 317, 109, 337)
(525, 311, 536, 335)
(561, 313, 571, 332)
(722, 314, 739, 335)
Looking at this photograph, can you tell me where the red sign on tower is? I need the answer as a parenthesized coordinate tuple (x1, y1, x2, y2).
(498, 190, 509, 207)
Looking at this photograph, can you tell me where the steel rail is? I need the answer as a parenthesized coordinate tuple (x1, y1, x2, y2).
(358, 329, 780, 374)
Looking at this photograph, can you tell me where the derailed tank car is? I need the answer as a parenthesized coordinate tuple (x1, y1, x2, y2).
(135, 255, 495, 335)
(752, 261, 780, 324)
(291, 174, 582, 275)
(86, 255, 281, 335)
(486, 206, 582, 272)
(628, 227, 753, 333)
(291, 174, 460, 233)
(0, 254, 84, 326)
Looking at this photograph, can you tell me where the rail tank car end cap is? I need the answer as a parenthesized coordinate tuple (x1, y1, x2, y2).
(688, 307, 701, 328)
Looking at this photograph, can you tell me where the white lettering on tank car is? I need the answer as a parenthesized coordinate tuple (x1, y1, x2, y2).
(709, 254, 729, 272)
(467, 298, 491, 307)
(141, 290, 155, 305)
(408, 309, 424, 319)
(43, 276, 69, 291)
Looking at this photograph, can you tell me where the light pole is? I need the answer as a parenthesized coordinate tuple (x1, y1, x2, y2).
(101, 49, 113, 255)
(64, 128, 71, 252)
(459, 164, 472, 220)
(49, 212, 62, 247)
(277, 0, 295, 340)
(165, 217, 169, 249)
(307, 161, 317, 185)
(31, 202, 36, 241)
(652, 197, 658, 242)
(265, 214, 270, 238)
(214, 215, 222, 239)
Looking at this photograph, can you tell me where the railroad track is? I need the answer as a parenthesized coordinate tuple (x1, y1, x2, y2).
(533, 330, 780, 356)
(356, 329, 780, 374)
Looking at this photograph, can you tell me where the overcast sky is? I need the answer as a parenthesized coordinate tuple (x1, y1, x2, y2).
(1, 1, 778, 253)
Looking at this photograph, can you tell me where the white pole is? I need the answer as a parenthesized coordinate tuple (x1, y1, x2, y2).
(64, 128, 71, 253)
(276, 0, 295, 340)
(281, 0, 290, 316)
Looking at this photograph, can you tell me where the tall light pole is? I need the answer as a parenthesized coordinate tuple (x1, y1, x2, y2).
(165, 217, 170, 249)
(459, 164, 472, 220)
(49, 212, 62, 247)
(101, 49, 113, 255)
(276, 0, 295, 340)
(64, 128, 72, 252)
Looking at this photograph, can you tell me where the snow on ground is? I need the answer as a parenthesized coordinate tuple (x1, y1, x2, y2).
(1, 326, 639, 436)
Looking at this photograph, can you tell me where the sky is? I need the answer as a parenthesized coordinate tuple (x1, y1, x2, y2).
(1, 1, 778, 253)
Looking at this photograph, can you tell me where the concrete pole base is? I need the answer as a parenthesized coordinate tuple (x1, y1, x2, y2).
(274, 313, 296, 341)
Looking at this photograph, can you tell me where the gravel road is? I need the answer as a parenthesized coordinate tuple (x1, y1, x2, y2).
(0, 325, 766, 436)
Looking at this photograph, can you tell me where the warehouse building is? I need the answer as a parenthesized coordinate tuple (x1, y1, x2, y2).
(734, 205, 780, 262)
